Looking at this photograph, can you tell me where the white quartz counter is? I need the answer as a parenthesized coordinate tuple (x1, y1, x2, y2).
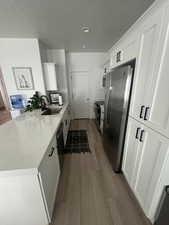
(0, 104, 68, 175)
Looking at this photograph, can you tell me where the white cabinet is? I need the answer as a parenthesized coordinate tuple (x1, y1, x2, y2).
(0, 174, 48, 225)
(110, 34, 139, 69)
(123, 117, 169, 221)
(148, 146, 169, 222)
(0, 135, 60, 225)
(129, 9, 163, 120)
(38, 136, 60, 222)
(122, 117, 142, 189)
(134, 125, 168, 214)
(43, 63, 58, 90)
(142, 5, 169, 138)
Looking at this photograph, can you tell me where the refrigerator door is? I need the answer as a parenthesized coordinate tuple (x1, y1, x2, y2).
(103, 65, 133, 172)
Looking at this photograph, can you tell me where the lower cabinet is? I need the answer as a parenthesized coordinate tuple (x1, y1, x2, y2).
(0, 173, 49, 225)
(122, 118, 142, 189)
(123, 117, 169, 222)
(38, 136, 60, 223)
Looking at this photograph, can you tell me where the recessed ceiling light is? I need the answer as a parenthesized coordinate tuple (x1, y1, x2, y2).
(81, 26, 90, 33)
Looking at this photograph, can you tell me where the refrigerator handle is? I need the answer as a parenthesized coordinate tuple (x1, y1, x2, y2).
(105, 87, 112, 125)
(140, 105, 145, 119)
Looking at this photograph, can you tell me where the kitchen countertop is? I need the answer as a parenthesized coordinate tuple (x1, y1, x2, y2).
(0, 103, 68, 175)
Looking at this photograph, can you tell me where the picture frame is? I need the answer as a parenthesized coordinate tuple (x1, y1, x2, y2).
(13, 67, 34, 90)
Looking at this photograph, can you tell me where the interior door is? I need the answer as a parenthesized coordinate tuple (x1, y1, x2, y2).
(71, 72, 89, 119)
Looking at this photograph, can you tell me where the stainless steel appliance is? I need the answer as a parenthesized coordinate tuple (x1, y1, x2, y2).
(56, 123, 64, 172)
(94, 101, 104, 131)
(103, 60, 135, 172)
(47, 91, 63, 105)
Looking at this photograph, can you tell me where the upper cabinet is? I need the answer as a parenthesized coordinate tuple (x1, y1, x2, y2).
(110, 35, 139, 68)
(142, 5, 169, 138)
(43, 63, 58, 91)
(130, 5, 169, 139)
(129, 9, 163, 121)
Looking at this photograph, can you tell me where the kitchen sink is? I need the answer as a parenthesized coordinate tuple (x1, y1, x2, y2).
(41, 107, 62, 115)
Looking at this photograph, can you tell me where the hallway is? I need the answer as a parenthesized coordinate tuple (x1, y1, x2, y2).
(51, 119, 151, 225)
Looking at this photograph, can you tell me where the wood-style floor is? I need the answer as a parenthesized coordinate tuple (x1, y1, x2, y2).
(51, 119, 151, 225)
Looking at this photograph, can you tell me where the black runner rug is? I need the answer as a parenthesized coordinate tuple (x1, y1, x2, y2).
(64, 130, 91, 154)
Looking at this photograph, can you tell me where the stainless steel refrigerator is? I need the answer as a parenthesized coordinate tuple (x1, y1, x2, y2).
(103, 60, 135, 172)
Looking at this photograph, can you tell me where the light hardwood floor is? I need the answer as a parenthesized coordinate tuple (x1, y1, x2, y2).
(51, 119, 151, 225)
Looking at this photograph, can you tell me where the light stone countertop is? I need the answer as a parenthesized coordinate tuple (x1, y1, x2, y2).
(0, 103, 68, 175)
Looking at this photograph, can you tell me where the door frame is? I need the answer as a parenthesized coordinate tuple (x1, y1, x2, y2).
(0, 68, 10, 110)
(70, 71, 90, 119)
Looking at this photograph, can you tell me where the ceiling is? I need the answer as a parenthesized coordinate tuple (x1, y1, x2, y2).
(0, 0, 155, 52)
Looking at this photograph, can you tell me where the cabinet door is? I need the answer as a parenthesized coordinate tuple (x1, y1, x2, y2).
(122, 117, 142, 189)
(134, 126, 168, 215)
(38, 137, 60, 222)
(144, 5, 169, 138)
(130, 9, 163, 120)
(44, 63, 58, 91)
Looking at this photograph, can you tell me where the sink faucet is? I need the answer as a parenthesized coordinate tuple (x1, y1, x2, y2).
(40, 95, 50, 111)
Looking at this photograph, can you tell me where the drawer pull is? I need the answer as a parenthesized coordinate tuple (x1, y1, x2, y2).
(140, 130, 145, 142)
(135, 127, 141, 139)
(140, 105, 145, 119)
(48, 147, 55, 157)
(144, 107, 150, 121)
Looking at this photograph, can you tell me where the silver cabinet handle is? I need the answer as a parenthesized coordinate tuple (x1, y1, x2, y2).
(140, 105, 145, 119)
(144, 107, 150, 121)
(140, 130, 145, 142)
(48, 147, 55, 157)
(135, 127, 141, 139)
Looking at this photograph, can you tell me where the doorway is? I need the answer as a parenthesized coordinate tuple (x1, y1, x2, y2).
(71, 72, 90, 119)
(0, 68, 11, 124)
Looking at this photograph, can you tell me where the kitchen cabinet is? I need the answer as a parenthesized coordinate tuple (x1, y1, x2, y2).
(0, 135, 60, 225)
(43, 63, 58, 91)
(129, 9, 163, 121)
(110, 34, 139, 69)
(122, 117, 143, 189)
(0, 173, 48, 225)
(141, 5, 169, 138)
(123, 117, 169, 220)
(134, 124, 168, 214)
(38, 136, 60, 222)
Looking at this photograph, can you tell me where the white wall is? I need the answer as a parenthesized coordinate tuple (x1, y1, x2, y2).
(69, 52, 108, 118)
(0, 39, 46, 104)
(47, 49, 69, 102)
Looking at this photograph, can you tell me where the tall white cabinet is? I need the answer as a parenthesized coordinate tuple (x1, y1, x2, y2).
(43, 63, 58, 91)
(109, 1, 169, 223)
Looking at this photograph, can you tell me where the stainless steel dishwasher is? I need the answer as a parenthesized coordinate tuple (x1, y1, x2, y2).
(56, 123, 64, 172)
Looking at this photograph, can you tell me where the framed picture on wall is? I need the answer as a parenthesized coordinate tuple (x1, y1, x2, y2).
(12, 67, 34, 90)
